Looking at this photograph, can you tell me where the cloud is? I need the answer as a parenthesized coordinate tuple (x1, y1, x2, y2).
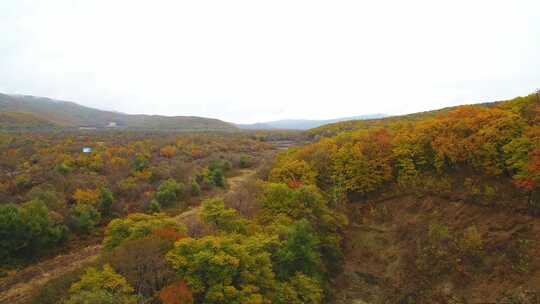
(1, 0, 539, 123)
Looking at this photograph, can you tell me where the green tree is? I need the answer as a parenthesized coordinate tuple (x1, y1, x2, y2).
(1, 200, 67, 263)
(275, 219, 322, 279)
(201, 198, 248, 234)
(260, 183, 347, 275)
(156, 178, 185, 206)
(209, 167, 225, 187)
(133, 153, 149, 172)
(70, 204, 101, 235)
(20, 200, 67, 252)
(98, 187, 114, 216)
(0, 204, 25, 261)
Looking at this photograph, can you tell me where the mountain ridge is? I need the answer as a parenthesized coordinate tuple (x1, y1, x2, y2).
(237, 114, 387, 130)
(0, 93, 237, 131)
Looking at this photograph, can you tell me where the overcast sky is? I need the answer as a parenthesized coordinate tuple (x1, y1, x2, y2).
(1, 1, 539, 123)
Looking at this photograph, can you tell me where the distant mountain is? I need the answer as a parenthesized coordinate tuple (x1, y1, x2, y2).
(237, 114, 387, 130)
(0, 93, 237, 131)
(235, 122, 276, 130)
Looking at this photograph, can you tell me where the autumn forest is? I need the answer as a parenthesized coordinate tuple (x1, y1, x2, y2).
(0, 91, 540, 304)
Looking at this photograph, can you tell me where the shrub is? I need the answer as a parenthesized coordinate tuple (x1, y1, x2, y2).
(98, 187, 114, 216)
(209, 167, 225, 187)
(156, 179, 185, 206)
(414, 223, 455, 283)
(482, 185, 497, 204)
(56, 163, 73, 175)
(147, 199, 161, 214)
(496, 288, 540, 304)
(133, 153, 149, 172)
(190, 180, 201, 196)
(457, 226, 484, 266)
(209, 159, 231, 172)
(70, 204, 101, 235)
(201, 198, 248, 234)
(509, 239, 533, 273)
(239, 155, 252, 168)
(31, 263, 95, 304)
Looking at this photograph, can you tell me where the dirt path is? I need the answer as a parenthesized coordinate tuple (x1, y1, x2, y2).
(0, 168, 258, 304)
(0, 245, 102, 304)
(175, 168, 257, 221)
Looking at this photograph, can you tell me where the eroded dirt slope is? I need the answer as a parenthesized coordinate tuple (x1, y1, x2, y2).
(333, 195, 540, 304)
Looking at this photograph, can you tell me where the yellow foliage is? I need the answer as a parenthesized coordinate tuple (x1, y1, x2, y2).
(73, 188, 100, 205)
(269, 154, 317, 186)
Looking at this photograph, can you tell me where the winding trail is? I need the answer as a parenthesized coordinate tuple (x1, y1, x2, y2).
(0, 168, 258, 304)
(0, 245, 102, 304)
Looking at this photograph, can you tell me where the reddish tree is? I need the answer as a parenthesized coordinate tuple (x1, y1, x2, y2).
(159, 281, 193, 304)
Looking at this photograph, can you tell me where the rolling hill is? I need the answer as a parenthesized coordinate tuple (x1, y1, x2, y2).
(0, 93, 238, 131)
(0, 112, 58, 131)
(306, 100, 507, 138)
(237, 114, 387, 130)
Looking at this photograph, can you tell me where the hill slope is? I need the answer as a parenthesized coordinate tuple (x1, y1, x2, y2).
(0, 112, 58, 131)
(0, 93, 237, 131)
(307, 101, 504, 138)
(269, 91, 540, 302)
(238, 114, 387, 130)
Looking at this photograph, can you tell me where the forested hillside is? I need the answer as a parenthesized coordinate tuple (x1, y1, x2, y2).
(0, 93, 237, 131)
(269, 91, 540, 303)
(0, 112, 58, 131)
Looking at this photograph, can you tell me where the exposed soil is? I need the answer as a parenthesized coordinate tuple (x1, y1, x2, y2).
(333, 195, 540, 304)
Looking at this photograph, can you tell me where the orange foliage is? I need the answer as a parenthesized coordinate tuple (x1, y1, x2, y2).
(190, 148, 204, 159)
(159, 281, 193, 304)
(152, 227, 184, 242)
(160, 146, 178, 158)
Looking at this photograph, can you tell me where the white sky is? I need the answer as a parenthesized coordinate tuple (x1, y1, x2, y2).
(1, 0, 539, 123)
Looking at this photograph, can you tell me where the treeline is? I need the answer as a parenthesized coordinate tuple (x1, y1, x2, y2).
(0, 132, 268, 266)
(273, 92, 540, 213)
